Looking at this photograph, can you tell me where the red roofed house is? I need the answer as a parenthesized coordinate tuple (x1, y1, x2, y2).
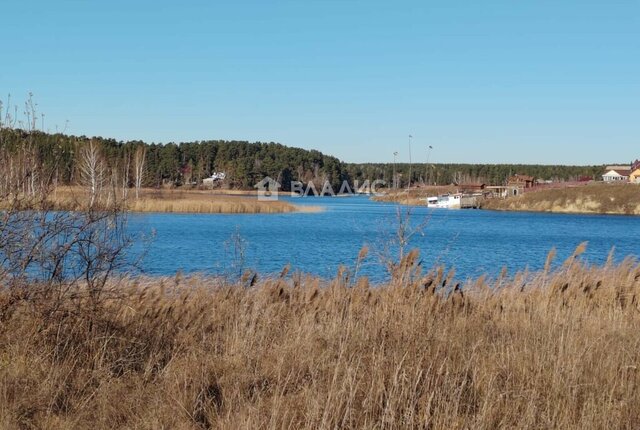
(507, 174, 536, 189)
(458, 183, 486, 193)
(602, 166, 630, 182)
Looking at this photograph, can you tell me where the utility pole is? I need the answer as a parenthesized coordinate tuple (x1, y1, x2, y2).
(393, 151, 398, 189)
(425, 145, 433, 185)
(407, 134, 413, 189)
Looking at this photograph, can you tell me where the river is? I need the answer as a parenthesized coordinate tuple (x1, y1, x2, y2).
(127, 195, 640, 282)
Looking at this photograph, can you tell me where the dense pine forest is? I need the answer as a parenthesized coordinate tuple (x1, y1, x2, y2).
(0, 128, 605, 192)
(345, 162, 605, 187)
(0, 128, 346, 191)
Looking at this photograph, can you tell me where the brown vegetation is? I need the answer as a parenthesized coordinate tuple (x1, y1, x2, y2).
(484, 183, 640, 215)
(2, 248, 640, 429)
(38, 187, 321, 214)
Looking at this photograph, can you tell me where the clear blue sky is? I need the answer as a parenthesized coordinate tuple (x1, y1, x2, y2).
(2, 0, 638, 164)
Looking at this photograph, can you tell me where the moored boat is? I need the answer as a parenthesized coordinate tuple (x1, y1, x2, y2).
(425, 193, 462, 209)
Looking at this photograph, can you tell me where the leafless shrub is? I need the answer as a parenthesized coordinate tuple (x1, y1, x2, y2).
(0, 104, 137, 316)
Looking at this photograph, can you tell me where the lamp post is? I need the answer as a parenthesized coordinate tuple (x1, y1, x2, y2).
(407, 134, 413, 189)
(425, 145, 433, 185)
(393, 151, 398, 189)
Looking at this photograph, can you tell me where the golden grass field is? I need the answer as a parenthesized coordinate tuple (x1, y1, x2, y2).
(2, 248, 640, 429)
(483, 183, 640, 215)
(45, 186, 321, 214)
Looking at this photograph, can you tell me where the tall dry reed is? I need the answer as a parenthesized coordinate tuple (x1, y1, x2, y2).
(1, 247, 639, 429)
(37, 186, 320, 214)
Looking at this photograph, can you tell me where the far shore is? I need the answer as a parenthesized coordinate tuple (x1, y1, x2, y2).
(373, 183, 640, 216)
(16, 183, 639, 216)
(482, 183, 640, 216)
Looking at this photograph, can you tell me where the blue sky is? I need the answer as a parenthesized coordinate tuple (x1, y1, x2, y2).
(2, 0, 638, 164)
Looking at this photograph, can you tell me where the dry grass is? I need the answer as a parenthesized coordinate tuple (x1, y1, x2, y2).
(2, 249, 640, 429)
(484, 183, 640, 215)
(44, 187, 321, 214)
(373, 186, 456, 206)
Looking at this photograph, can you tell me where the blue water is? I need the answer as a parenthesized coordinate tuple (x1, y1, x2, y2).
(127, 196, 640, 282)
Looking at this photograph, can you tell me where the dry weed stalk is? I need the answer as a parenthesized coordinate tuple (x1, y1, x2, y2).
(1, 245, 639, 429)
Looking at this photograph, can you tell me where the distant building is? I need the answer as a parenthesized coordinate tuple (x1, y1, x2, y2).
(485, 185, 522, 198)
(630, 168, 640, 184)
(458, 183, 486, 193)
(202, 172, 226, 188)
(507, 174, 535, 189)
(602, 169, 630, 182)
(632, 160, 640, 172)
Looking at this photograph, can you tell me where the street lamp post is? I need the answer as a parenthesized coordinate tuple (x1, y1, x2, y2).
(407, 134, 413, 189)
(425, 145, 433, 185)
(393, 151, 398, 189)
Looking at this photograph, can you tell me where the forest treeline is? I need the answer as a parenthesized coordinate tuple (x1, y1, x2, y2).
(347, 162, 604, 186)
(0, 128, 346, 192)
(0, 128, 605, 192)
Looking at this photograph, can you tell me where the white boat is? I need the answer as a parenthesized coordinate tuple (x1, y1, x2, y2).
(426, 196, 439, 206)
(425, 193, 462, 209)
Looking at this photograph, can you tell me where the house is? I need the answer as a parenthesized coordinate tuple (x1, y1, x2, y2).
(507, 174, 535, 189)
(458, 183, 486, 193)
(202, 172, 226, 188)
(630, 168, 640, 184)
(485, 185, 522, 198)
(602, 169, 630, 182)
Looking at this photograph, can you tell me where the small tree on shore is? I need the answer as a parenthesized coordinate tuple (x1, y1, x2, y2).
(78, 139, 106, 208)
(133, 145, 146, 199)
(122, 147, 131, 200)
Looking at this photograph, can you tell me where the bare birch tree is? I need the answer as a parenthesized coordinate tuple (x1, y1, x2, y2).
(78, 140, 106, 208)
(133, 145, 146, 200)
(122, 147, 131, 200)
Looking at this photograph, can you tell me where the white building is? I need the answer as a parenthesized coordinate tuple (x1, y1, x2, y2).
(202, 172, 226, 187)
(602, 169, 630, 182)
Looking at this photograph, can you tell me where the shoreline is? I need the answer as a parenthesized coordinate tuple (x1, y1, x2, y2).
(374, 183, 640, 216)
(483, 206, 640, 217)
(482, 183, 640, 216)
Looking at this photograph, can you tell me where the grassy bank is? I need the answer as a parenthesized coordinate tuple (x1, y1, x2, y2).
(44, 187, 321, 214)
(484, 183, 640, 215)
(2, 250, 640, 428)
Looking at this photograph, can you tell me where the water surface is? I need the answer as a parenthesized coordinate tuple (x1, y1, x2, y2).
(128, 196, 640, 282)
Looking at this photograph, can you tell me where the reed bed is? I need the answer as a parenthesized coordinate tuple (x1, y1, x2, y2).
(1, 249, 639, 429)
(43, 187, 321, 214)
(126, 197, 305, 214)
